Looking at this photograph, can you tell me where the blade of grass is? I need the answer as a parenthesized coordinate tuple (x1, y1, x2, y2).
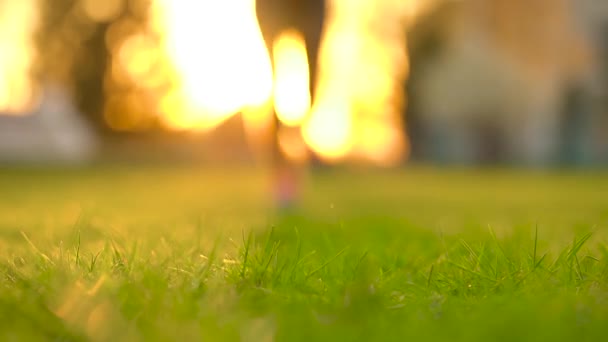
(305, 246, 349, 280)
(20, 231, 54, 266)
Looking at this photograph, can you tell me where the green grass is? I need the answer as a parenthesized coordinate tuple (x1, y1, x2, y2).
(1, 166, 607, 341)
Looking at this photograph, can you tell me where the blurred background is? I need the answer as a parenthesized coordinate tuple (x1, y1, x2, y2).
(0, 0, 606, 166)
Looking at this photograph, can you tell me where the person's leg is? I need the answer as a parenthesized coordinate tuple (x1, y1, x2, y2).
(255, 0, 326, 208)
(257, 0, 326, 103)
(256, 1, 296, 208)
(294, 0, 326, 101)
(255, 0, 284, 85)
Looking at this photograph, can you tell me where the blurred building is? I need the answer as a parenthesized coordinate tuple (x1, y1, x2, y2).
(407, 0, 608, 165)
(0, 84, 98, 163)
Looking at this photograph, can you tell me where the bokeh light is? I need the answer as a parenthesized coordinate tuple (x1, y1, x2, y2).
(1, 0, 425, 164)
(273, 29, 311, 128)
(0, 0, 39, 114)
(145, 0, 414, 164)
(303, 0, 412, 163)
(150, 0, 274, 130)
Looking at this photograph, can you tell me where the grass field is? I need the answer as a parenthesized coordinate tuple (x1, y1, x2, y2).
(1, 165, 607, 341)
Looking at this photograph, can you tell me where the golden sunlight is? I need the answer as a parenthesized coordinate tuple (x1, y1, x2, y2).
(0, 0, 39, 114)
(150, 0, 273, 130)
(142, 0, 420, 164)
(273, 29, 311, 127)
(303, 91, 353, 160)
(303, 0, 411, 163)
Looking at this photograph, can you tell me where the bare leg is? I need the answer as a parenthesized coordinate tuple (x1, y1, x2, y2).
(256, 0, 326, 208)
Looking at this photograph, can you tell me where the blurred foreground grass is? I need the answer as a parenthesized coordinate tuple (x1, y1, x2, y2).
(0, 165, 607, 341)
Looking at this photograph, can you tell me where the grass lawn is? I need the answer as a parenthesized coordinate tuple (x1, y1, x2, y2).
(1, 165, 607, 341)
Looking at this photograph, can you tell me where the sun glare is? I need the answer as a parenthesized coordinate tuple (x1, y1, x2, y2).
(273, 29, 311, 127)
(142, 0, 417, 163)
(0, 0, 38, 115)
(302, 0, 410, 163)
(0, 0, 422, 164)
(150, 0, 273, 130)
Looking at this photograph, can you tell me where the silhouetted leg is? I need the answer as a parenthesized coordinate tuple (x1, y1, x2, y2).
(256, 0, 326, 209)
(297, 1, 326, 101)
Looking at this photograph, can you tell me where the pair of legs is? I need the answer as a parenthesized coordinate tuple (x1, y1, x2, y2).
(256, 0, 326, 100)
(255, 0, 326, 207)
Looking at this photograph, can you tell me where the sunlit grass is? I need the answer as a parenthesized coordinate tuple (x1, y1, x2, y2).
(0, 166, 607, 341)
